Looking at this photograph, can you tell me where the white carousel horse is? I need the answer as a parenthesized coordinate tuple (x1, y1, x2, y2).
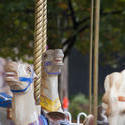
(0, 57, 13, 125)
(102, 70, 125, 125)
(5, 61, 43, 125)
(40, 49, 64, 112)
(39, 49, 94, 125)
(40, 49, 106, 125)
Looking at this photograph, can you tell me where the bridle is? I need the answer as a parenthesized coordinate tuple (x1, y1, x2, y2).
(11, 66, 34, 93)
(44, 61, 61, 75)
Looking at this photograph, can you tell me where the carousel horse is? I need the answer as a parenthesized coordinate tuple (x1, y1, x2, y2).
(5, 58, 69, 125)
(40, 49, 73, 124)
(102, 70, 125, 125)
(40, 49, 107, 125)
(40, 49, 64, 112)
(0, 57, 13, 125)
(38, 49, 94, 125)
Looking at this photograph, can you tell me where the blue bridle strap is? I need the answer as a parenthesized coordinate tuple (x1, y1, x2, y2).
(11, 67, 34, 93)
(19, 77, 33, 84)
(44, 61, 61, 75)
(44, 61, 51, 66)
(11, 77, 33, 93)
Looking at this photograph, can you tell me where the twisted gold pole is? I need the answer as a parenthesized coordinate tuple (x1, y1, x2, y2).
(34, 0, 47, 105)
(41, 0, 47, 93)
(42, 0, 47, 53)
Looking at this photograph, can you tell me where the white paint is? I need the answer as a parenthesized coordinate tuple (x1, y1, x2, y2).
(0, 58, 13, 125)
(41, 49, 64, 112)
(5, 62, 39, 125)
(102, 70, 125, 125)
(12, 84, 38, 125)
(0, 108, 13, 125)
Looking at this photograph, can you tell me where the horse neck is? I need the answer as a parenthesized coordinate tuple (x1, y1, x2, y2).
(12, 84, 38, 125)
(43, 74, 59, 100)
(41, 72, 63, 112)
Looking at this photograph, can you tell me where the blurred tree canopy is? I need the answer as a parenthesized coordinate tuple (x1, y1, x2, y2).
(0, 0, 125, 66)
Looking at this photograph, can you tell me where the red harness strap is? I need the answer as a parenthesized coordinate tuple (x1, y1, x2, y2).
(118, 96, 125, 102)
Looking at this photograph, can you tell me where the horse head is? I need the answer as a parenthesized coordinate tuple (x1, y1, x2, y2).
(42, 49, 64, 75)
(5, 61, 35, 93)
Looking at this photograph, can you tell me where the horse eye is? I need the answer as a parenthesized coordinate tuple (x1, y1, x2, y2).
(27, 67, 31, 73)
(43, 54, 47, 58)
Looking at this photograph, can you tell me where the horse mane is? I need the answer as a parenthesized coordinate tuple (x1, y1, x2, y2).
(4, 61, 17, 73)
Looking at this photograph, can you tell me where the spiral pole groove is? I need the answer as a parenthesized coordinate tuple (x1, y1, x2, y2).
(34, 0, 47, 105)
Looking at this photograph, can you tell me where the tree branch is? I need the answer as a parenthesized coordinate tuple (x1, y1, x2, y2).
(63, 9, 125, 57)
(77, 9, 124, 26)
(63, 24, 89, 46)
(67, 0, 78, 29)
(101, 9, 124, 16)
(63, 24, 89, 57)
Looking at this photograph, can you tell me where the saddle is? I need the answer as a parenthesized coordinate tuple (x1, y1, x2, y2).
(46, 112, 69, 125)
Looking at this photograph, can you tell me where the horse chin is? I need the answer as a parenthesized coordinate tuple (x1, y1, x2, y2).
(56, 64, 63, 67)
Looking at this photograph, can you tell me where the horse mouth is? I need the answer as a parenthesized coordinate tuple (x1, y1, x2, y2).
(55, 57, 63, 65)
(5, 72, 17, 77)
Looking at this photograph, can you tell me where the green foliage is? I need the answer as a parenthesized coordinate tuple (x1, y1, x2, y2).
(0, 0, 125, 67)
(0, 0, 34, 61)
(69, 93, 89, 120)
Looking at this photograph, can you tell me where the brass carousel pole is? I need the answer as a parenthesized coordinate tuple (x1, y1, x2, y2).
(93, 0, 100, 124)
(34, 0, 47, 104)
(89, 0, 94, 114)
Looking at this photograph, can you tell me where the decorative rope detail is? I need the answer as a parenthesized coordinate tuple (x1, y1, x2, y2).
(34, 0, 47, 105)
(41, 0, 47, 91)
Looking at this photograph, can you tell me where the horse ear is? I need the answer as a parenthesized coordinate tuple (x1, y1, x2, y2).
(4, 61, 17, 73)
(0, 57, 6, 66)
(104, 75, 110, 92)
